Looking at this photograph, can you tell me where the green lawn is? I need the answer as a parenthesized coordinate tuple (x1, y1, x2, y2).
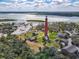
(20, 31, 60, 48)
(37, 32, 59, 48)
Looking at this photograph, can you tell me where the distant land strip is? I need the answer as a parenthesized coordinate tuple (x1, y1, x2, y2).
(0, 12, 79, 16)
(0, 19, 16, 21)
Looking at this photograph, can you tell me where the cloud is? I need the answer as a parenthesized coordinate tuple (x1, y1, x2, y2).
(0, 0, 79, 12)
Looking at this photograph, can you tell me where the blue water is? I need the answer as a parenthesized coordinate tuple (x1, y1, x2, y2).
(0, 12, 79, 22)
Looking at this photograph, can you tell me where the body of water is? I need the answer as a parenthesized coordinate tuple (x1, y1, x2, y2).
(0, 12, 79, 23)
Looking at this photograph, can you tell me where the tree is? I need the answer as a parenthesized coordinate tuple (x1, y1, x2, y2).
(0, 35, 34, 59)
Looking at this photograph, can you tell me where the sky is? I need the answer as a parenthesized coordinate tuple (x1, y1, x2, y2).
(0, 0, 79, 12)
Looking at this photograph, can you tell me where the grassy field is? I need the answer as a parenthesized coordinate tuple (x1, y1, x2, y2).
(37, 32, 59, 48)
(17, 31, 60, 53)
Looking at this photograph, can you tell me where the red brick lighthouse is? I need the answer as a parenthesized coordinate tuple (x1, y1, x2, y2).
(45, 16, 48, 36)
(44, 16, 50, 42)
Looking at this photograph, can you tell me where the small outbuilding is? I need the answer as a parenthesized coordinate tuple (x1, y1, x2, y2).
(61, 45, 79, 59)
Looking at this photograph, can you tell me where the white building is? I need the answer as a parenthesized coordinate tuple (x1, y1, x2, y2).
(0, 33, 7, 38)
(11, 24, 32, 35)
